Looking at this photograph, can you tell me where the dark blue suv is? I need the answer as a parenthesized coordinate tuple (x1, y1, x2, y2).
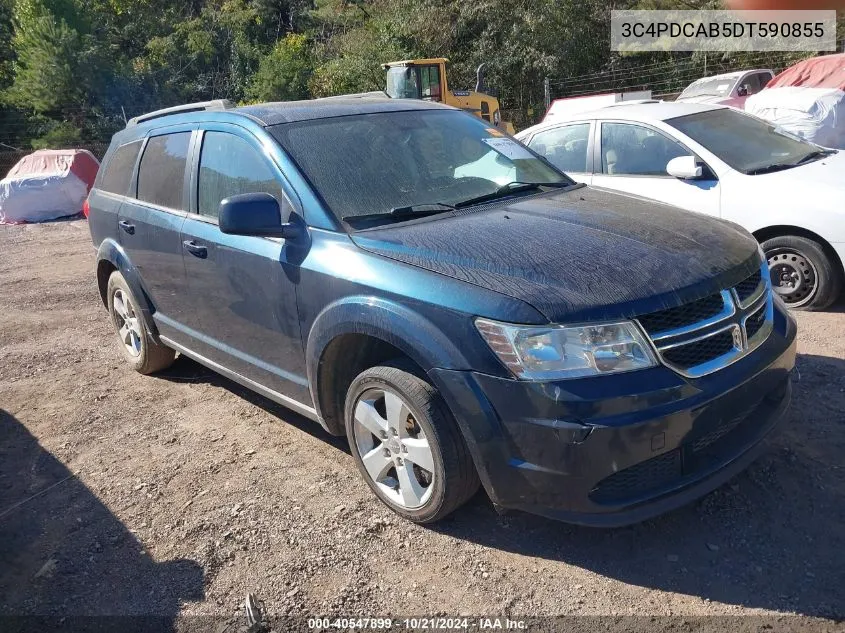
(88, 97, 796, 526)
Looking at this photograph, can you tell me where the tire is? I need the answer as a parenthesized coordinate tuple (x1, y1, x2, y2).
(762, 235, 842, 311)
(344, 360, 480, 524)
(106, 271, 176, 374)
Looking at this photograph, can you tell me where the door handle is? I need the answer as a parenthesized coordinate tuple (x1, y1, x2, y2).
(183, 240, 208, 258)
(118, 220, 135, 235)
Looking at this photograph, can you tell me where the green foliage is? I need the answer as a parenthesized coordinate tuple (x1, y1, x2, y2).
(0, 0, 14, 88)
(0, 0, 841, 148)
(7, 14, 87, 112)
(247, 33, 311, 102)
(30, 119, 81, 149)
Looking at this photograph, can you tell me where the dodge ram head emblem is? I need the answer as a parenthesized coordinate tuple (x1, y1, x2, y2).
(732, 325, 744, 350)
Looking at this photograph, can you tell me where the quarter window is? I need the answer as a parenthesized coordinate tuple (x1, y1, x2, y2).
(527, 123, 591, 173)
(600, 123, 688, 176)
(98, 140, 142, 196)
(197, 131, 286, 220)
(137, 133, 191, 209)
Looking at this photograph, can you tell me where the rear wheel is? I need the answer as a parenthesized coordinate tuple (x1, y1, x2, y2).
(762, 235, 842, 311)
(344, 361, 479, 523)
(106, 271, 176, 374)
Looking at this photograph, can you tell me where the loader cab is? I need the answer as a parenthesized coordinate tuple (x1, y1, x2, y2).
(384, 59, 446, 102)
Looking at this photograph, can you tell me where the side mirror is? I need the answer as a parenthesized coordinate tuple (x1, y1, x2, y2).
(218, 192, 301, 239)
(666, 155, 703, 180)
(737, 85, 750, 97)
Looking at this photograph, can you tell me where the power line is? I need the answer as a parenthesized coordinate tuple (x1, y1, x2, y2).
(546, 51, 812, 101)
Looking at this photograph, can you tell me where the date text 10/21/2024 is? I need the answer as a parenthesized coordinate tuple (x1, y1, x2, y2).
(306, 618, 528, 630)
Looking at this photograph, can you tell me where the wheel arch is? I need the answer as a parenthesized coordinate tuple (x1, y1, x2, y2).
(95, 238, 160, 340)
(753, 225, 845, 278)
(306, 296, 471, 436)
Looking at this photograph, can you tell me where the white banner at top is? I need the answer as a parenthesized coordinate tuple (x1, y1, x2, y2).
(611, 10, 837, 52)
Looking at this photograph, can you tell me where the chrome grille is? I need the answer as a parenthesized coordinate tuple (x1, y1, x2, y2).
(636, 262, 773, 378)
(744, 302, 767, 341)
(637, 293, 725, 337)
(733, 269, 765, 307)
(661, 328, 738, 369)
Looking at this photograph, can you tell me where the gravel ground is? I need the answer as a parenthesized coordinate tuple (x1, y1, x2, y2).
(1, 220, 844, 631)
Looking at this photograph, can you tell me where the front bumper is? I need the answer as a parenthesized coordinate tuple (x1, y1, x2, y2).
(431, 303, 797, 527)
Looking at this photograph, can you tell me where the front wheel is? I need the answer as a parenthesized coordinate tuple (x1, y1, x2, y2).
(762, 235, 842, 311)
(344, 361, 480, 523)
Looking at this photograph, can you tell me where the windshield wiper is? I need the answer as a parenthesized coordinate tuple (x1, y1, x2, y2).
(747, 162, 799, 175)
(795, 149, 834, 165)
(453, 181, 570, 209)
(342, 202, 456, 226)
(748, 149, 835, 175)
(389, 202, 456, 215)
(342, 182, 571, 227)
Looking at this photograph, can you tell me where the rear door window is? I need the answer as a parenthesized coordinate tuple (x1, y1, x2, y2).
(98, 141, 142, 195)
(137, 132, 191, 210)
(197, 131, 287, 220)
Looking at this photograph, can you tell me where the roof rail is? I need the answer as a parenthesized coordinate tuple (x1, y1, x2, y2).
(605, 99, 661, 107)
(320, 91, 389, 100)
(126, 99, 235, 127)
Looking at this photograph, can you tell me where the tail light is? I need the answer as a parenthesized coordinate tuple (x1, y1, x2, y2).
(82, 199, 90, 218)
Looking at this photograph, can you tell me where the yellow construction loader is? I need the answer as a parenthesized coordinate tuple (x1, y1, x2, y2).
(383, 58, 516, 134)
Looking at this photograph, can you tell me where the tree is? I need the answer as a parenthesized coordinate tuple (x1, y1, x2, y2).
(247, 33, 312, 102)
(0, 0, 14, 89)
(6, 14, 87, 113)
(30, 120, 82, 149)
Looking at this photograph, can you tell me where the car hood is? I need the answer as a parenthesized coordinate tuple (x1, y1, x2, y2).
(751, 149, 845, 189)
(350, 187, 760, 322)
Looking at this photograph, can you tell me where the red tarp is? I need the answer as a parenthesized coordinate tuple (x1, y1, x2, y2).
(767, 54, 845, 91)
(6, 149, 100, 191)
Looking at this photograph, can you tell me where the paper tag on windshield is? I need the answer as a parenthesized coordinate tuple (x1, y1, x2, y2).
(482, 137, 534, 160)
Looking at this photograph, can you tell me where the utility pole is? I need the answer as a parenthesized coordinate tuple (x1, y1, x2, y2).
(543, 77, 551, 111)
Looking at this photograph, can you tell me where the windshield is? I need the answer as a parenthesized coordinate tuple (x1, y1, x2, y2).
(385, 67, 421, 99)
(678, 77, 735, 99)
(667, 108, 824, 174)
(270, 110, 570, 223)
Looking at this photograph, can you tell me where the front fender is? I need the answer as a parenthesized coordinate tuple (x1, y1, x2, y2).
(305, 295, 474, 414)
(96, 238, 160, 341)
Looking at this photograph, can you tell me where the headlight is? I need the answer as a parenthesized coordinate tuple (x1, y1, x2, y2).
(475, 318, 658, 380)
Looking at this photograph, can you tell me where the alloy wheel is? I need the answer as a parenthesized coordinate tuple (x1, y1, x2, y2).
(112, 288, 143, 357)
(767, 248, 818, 308)
(352, 388, 435, 509)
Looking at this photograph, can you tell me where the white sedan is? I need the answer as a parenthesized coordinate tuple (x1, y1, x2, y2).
(516, 101, 845, 310)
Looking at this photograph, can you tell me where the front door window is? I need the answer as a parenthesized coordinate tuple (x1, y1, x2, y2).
(601, 123, 689, 176)
(197, 131, 287, 220)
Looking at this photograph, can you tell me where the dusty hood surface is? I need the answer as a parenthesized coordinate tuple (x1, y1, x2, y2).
(351, 187, 760, 322)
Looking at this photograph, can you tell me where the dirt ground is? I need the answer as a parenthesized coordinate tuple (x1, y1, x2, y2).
(1, 220, 844, 631)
